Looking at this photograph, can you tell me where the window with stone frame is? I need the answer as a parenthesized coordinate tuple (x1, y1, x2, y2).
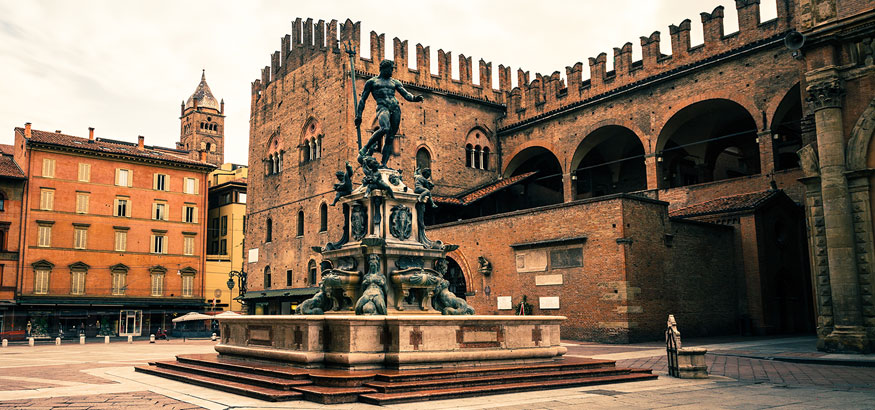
(73, 225, 88, 250)
(115, 168, 132, 187)
(150, 233, 167, 254)
(464, 127, 493, 170)
(153, 173, 169, 191)
(180, 268, 196, 297)
(153, 202, 167, 221)
(77, 163, 90, 182)
(39, 188, 54, 211)
(183, 235, 195, 256)
(184, 204, 198, 223)
(184, 177, 198, 194)
(34, 268, 50, 295)
(42, 158, 55, 178)
(111, 267, 127, 296)
(150, 267, 166, 297)
(264, 266, 271, 289)
(308, 260, 318, 286)
(114, 229, 127, 252)
(69, 263, 88, 296)
(37, 223, 52, 247)
(114, 197, 130, 217)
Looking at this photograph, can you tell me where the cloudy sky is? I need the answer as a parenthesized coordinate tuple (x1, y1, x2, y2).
(0, 0, 778, 165)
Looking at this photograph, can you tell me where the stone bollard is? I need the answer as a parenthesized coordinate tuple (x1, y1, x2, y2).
(104, 335, 110, 344)
(150, 334, 155, 343)
(55, 337, 61, 346)
(28, 337, 34, 347)
(677, 348, 709, 378)
(80, 335, 85, 345)
(211, 333, 217, 341)
(2, 339, 7, 347)
(127, 335, 133, 344)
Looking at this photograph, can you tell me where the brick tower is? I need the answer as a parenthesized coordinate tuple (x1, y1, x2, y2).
(179, 70, 224, 165)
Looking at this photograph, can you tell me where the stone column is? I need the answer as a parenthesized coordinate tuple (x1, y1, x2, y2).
(807, 71, 870, 352)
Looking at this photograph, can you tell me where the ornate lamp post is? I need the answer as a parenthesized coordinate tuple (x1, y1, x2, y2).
(227, 270, 247, 312)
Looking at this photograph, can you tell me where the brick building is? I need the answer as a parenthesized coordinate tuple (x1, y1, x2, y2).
(242, 1, 875, 347)
(0, 145, 26, 339)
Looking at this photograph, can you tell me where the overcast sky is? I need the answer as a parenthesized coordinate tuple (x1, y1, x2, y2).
(0, 0, 778, 165)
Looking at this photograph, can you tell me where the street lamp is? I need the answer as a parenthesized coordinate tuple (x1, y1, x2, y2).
(227, 270, 247, 312)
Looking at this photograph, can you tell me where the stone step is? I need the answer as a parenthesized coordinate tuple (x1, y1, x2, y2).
(293, 384, 378, 404)
(152, 361, 312, 390)
(372, 357, 617, 383)
(175, 354, 310, 380)
(358, 371, 658, 405)
(364, 366, 636, 393)
(135, 365, 304, 402)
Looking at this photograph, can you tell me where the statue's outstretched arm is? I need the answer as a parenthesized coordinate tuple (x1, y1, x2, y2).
(355, 80, 373, 122)
(396, 81, 423, 102)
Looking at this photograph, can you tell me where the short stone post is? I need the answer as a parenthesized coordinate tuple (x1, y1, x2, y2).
(28, 337, 34, 347)
(55, 337, 61, 345)
(2, 339, 7, 347)
(211, 333, 217, 341)
(665, 315, 708, 379)
(150, 334, 155, 343)
(127, 335, 133, 344)
(79, 335, 85, 345)
(104, 335, 110, 344)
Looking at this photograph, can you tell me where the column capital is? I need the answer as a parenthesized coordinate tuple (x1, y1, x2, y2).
(806, 76, 844, 111)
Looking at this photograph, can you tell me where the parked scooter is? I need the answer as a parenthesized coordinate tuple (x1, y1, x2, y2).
(155, 328, 168, 340)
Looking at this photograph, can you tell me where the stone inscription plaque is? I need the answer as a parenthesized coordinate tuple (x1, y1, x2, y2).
(516, 250, 547, 272)
(549, 247, 583, 268)
(246, 325, 273, 346)
(497, 296, 512, 310)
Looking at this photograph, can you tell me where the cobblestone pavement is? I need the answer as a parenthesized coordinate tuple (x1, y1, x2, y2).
(0, 391, 205, 409)
(1, 336, 874, 409)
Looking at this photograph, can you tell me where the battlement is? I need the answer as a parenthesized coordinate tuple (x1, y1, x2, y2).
(251, 17, 520, 105)
(502, 0, 796, 129)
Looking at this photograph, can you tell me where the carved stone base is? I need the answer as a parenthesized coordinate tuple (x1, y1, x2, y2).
(820, 325, 872, 353)
(676, 348, 709, 379)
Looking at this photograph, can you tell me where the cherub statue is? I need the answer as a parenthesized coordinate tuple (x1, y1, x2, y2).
(330, 162, 353, 206)
(359, 154, 395, 199)
(296, 282, 332, 315)
(414, 167, 437, 208)
(433, 279, 475, 315)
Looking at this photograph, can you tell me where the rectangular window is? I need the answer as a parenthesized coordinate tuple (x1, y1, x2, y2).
(219, 239, 227, 255)
(37, 225, 52, 247)
(182, 275, 193, 297)
(184, 177, 197, 194)
(183, 236, 195, 256)
(114, 230, 127, 252)
(73, 227, 87, 249)
(151, 234, 167, 254)
(34, 269, 50, 294)
(153, 173, 168, 191)
(114, 198, 130, 217)
(220, 215, 228, 236)
(238, 193, 247, 204)
(286, 270, 293, 287)
(184, 205, 197, 223)
(116, 168, 132, 187)
(209, 241, 218, 254)
(112, 272, 126, 296)
(77, 163, 90, 182)
(42, 158, 55, 178)
(151, 274, 164, 296)
(39, 189, 54, 211)
(76, 192, 89, 214)
(71, 271, 86, 295)
(153, 202, 167, 220)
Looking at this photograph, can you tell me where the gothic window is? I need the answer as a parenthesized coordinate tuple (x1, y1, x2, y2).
(482, 147, 490, 170)
(301, 118, 323, 163)
(465, 144, 473, 167)
(474, 145, 482, 169)
(465, 127, 494, 170)
(267, 136, 283, 174)
(0, 191, 5, 212)
(319, 203, 328, 232)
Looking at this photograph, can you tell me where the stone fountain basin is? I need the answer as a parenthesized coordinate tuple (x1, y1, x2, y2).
(216, 315, 566, 370)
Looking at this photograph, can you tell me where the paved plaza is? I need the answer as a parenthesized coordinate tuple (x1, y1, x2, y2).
(1, 336, 874, 409)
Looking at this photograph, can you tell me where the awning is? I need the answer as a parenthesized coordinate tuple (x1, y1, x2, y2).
(239, 287, 319, 301)
(213, 311, 242, 318)
(172, 312, 213, 322)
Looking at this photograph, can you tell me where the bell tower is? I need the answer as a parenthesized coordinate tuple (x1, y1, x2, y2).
(179, 70, 225, 165)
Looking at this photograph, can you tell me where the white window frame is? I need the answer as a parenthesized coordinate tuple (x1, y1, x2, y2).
(183, 236, 195, 256)
(111, 271, 126, 296)
(114, 197, 130, 217)
(76, 192, 89, 214)
(37, 225, 52, 247)
(39, 188, 54, 211)
(71, 270, 86, 295)
(183, 205, 197, 223)
(42, 158, 55, 178)
(34, 269, 50, 294)
(77, 163, 90, 182)
(116, 168, 132, 187)
(150, 273, 164, 297)
(153, 173, 168, 191)
(153, 202, 167, 221)
(151, 234, 167, 254)
(181, 274, 194, 297)
(184, 177, 198, 194)
(114, 230, 127, 252)
(73, 227, 87, 249)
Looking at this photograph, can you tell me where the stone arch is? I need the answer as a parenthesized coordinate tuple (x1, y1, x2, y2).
(570, 125, 647, 199)
(654, 92, 762, 141)
(502, 145, 564, 209)
(656, 98, 760, 188)
(846, 96, 875, 171)
(770, 84, 803, 171)
(446, 249, 475, 295)
(502, 143, 562, 177)
(415, 145, 432, 170)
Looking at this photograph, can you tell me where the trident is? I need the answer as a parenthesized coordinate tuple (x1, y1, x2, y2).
(343, 40, 362, 151)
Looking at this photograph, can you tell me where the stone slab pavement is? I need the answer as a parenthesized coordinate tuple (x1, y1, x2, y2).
(0, 335, 874, 409)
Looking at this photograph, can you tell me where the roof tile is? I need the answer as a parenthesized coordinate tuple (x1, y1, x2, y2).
(670, 190, 779, 218)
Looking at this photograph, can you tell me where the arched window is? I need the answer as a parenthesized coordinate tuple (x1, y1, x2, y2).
(482, 147, 490, 170)
(465, 144, 473, 167)
(302, 118, 323, 163)
(416, 147, 431, 170)
(263, 266, 271, 289)
(0, 191, 5, 212)
(301, 143, 310, 163)
(265, 218, 272, 242)
(474, 145, 482, 169)
(319, 203, 328, 232)
(308, 260, 318, 286)
(297, 210, 304, 236)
